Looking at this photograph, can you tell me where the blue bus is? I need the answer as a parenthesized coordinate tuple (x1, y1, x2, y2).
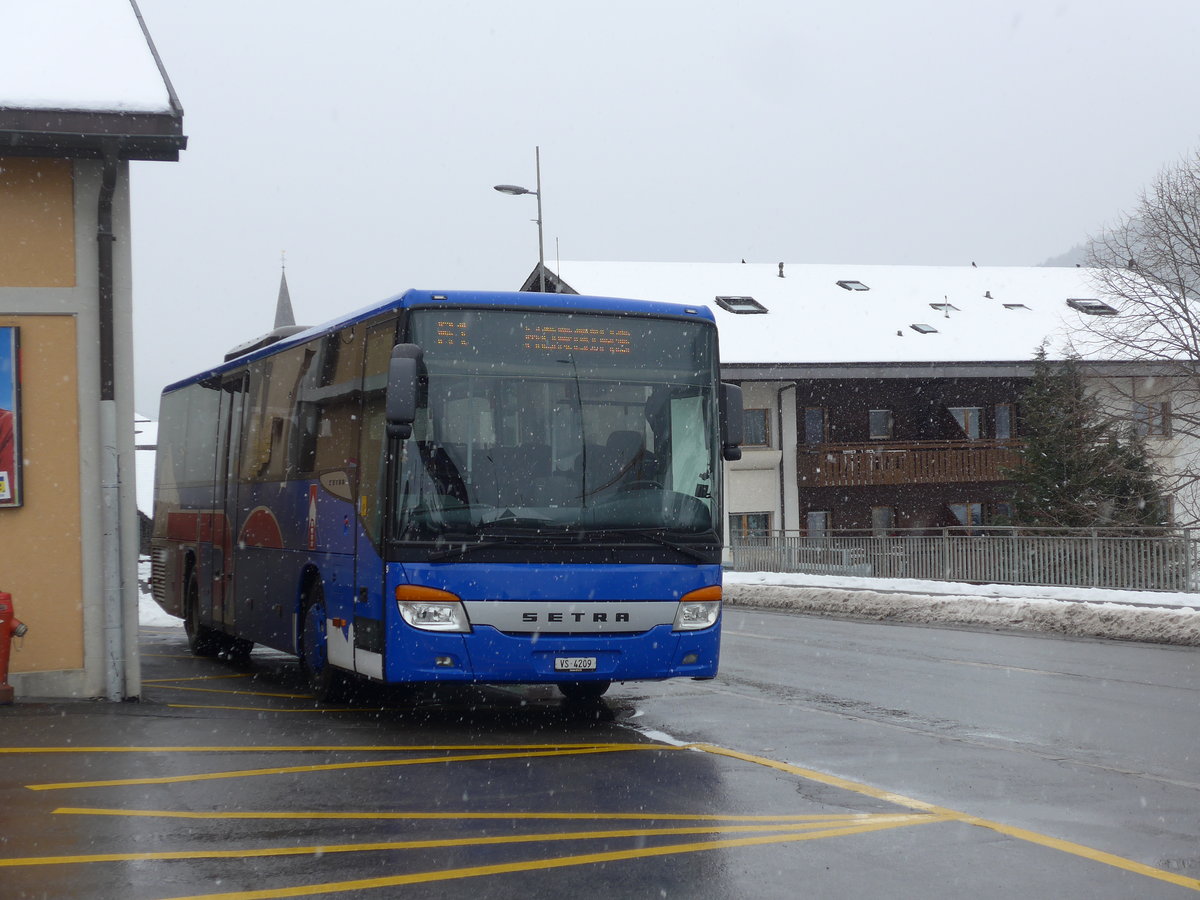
(151, 289, 742, 701)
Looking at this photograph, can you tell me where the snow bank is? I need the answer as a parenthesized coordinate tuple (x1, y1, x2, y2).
(137, 557, 181, 627)
(725, 573, 1200, 646)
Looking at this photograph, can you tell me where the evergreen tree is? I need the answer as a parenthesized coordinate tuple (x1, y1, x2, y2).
(1007, 347, 1168, 529)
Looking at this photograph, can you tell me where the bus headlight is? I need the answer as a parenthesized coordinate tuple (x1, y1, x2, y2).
(673, 585, 721, 631)
(396, 585, 471, 633)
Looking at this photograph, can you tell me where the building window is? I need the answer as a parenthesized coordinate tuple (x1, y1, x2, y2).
(871, 506, 894, 535)
(806, 511, 830, 536)
(742, 408, 770, 447)
(715, 295, 768, 314)
(949, 407, 982, 440)
(869, 409, 893, 440)
(949, 502, 983, 527)
(730, 512, 772, 539)
(1067, 298, 1118, 316)
(994, 403, 1014, 440)
(1134, 400, 1170, 437)
(804, 407, 826, 445)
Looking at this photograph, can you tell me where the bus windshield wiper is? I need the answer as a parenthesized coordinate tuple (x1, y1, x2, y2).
(425, 525, 583, 560)
(594, 528, 714, 562)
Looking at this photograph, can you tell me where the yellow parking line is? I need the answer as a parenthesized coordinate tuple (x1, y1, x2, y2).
(691, 743, 1200, 892)
(163, 704, 347, 712)
(0, 743, 646, 754)
(54, 806, 885, 823)
(143, 674, 253, 684)
(148, 684, 314, 700)
(0, 815, 943, 868)
(25, 746, 658, 791)
(164, 819, 945, 900)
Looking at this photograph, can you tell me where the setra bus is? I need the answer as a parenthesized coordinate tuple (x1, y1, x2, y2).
(150, 289, 743, 700)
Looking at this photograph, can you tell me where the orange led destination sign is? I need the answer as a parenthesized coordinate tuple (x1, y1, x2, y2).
(523, 324, 632, 354)
(432, 319, 633, 355)
(434, 321, 469, 347)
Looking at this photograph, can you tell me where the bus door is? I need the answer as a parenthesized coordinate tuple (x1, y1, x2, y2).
(208, 372, 247, 632)
(352, 319, 397, 679)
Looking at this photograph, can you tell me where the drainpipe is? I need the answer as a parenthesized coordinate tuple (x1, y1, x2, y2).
(97, 142, 125, 701)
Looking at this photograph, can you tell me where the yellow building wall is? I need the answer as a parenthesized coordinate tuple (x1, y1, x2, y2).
(0, 315, 83, 673)
(0, 157, 76, 288)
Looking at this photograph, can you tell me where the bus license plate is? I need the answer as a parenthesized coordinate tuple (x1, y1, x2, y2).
(554, 656, 597, 672)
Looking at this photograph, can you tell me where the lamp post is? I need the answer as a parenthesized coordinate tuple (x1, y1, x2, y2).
(494, 145, 546, 292)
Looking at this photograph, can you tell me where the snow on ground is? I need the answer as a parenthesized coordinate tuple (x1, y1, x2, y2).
(133, 558, 1200, 646)
(725, 572, 1200, 646)
(137, 558, 181, 627)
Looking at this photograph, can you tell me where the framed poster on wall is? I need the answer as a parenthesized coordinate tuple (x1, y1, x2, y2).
(0, 326, 21, 507)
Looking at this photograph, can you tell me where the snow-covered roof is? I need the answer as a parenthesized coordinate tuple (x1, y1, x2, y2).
(547, 261, 1106, 370)
(0, 1, 185, 161)
(0, 0, 173, 113)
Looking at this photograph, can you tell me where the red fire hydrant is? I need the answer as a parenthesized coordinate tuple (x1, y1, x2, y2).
(0, 591, 29, 705)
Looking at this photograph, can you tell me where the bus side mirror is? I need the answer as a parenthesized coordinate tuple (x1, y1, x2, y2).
(386, 343, 423, 439)
(720, 382, 743, 461)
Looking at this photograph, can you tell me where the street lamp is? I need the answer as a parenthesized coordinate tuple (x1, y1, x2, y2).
(494, 146, 546, 292)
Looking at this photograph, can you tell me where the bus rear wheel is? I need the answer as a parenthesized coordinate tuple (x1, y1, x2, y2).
(183, 571, 221, 657)
(299, 581, 347, 703)
(557, 681, 611, 701)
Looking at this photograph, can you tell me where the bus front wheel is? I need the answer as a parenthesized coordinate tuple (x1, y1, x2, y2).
(299, 581, 347, 703)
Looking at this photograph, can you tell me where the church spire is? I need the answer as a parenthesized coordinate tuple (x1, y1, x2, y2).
(274, 251, 295, 328)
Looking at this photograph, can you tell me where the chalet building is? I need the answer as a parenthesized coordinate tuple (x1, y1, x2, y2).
(518, 261, 1190, 536)
(0, 1, 184, 699)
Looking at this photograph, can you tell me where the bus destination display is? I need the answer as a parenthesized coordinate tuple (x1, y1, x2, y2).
(434, 319, 633, 355)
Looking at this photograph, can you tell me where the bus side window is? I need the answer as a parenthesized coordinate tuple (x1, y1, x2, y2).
(359, 319, 398, 546)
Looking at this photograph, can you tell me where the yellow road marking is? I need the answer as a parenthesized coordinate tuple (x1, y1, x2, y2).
(148, 684, 314, 700)
(0, 815, 942, 868)
(168, 820, 940, 899)
(1, 743, 643, 754)
(25, 746, 660, 791)
(53, 806, 886, 822)
(8, 739, 1196, 892)
(142, 674, 253, 684)
(690, 744, 1200, 892)
(164, 704, 352, 712)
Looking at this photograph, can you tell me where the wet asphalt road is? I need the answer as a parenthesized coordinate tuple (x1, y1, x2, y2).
(1, 611, 1198, 899)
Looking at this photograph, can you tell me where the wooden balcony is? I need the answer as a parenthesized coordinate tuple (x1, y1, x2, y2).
(797, 440, 1021, 488)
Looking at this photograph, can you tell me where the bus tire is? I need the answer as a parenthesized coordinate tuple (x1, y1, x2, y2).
(184, 570, 222, 657)
(299, 580, 348, 703)
(222, 636, 254, 662)
(557, 681, 611, 701)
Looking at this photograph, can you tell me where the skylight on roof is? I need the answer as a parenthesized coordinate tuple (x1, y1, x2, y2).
(1003, 303, 1029, 310)
(929, 303, 958, 312)
(1067, 298, 1118, 316)
(715, 295, 768, 314)
(837, 280, 870, 291)
(910, 323, 938, 334)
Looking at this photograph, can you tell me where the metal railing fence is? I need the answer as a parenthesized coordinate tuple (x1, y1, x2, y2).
(729, 527, 1200, 593)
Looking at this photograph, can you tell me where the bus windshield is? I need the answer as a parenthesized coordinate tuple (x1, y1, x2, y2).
(391, 308, 720, 545)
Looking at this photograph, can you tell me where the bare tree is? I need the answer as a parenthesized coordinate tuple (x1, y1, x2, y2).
(1079, 148, 1200, 522)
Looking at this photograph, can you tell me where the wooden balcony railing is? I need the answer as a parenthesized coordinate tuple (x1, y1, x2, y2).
(797, 440, 1022, 487)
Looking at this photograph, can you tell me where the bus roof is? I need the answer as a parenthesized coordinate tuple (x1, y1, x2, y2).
(161, 289, 717, 395)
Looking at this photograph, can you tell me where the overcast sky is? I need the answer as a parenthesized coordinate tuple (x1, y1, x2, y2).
(128, 0, 1200, 411)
